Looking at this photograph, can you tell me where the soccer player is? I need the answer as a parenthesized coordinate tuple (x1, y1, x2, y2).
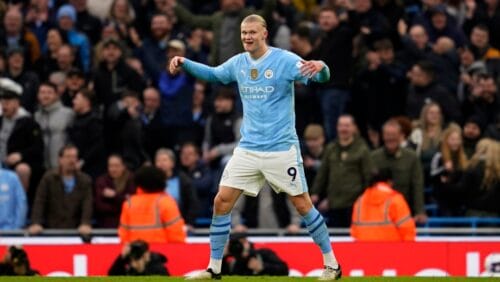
(170, 14, 342, 281)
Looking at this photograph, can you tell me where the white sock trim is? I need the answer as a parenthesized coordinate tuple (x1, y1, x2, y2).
(208, 258, 222, 274)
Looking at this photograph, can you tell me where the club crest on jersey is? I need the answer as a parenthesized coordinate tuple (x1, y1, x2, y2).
(264, 69, 273, 79)
(250, 68, 258, 80)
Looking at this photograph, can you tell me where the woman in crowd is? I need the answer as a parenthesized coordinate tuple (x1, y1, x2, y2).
(430, 124, 468, 216)
(410, 102, 445, 184)
(456, 139, 500, 217)
(94, 154, 135, 228)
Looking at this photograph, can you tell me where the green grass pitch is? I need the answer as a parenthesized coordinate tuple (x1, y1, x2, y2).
(0, 277, 491, 281)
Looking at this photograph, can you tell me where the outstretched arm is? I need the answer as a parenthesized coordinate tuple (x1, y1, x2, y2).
(300, 60, 330, 83)
(169, 56, 233, 83)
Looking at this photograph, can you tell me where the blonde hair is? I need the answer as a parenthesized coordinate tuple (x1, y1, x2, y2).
(241, 14, 267, 29)
(418, 102, 443, 151)
(468, 138, 500, 189)
(440, 123, 468, 170)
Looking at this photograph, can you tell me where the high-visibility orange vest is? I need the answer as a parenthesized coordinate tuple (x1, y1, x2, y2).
(118, 189, 187, 243)
(350, 182, 416, 241)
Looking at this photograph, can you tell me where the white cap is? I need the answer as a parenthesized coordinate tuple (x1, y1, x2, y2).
(0, 78, 23, 98)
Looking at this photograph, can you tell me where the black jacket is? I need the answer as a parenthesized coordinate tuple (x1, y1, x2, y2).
(406, 81, 462, 123)
(67, 110, 106, 179)
(0, 116, 43, 169)
(311, 23, 354, 89)
(92, 60, 145, 108)
(175, 171, 200, 226)
(6, 70, 40, 113)
(108, 252, 169, 276)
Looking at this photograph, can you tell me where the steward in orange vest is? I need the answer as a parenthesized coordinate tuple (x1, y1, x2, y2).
(350, 169, 416, 241)
(118, 166, 187, 243)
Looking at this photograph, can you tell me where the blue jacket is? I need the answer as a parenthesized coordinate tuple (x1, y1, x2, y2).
(157, 71, 194, 127)
(67, 29, 91, 72)
(0, 169, 27, 230)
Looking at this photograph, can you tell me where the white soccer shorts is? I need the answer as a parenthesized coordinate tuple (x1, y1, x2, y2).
(219, 145, 308, 196)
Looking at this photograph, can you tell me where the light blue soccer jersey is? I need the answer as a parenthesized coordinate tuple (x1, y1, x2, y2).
(183, 47, 329, 152)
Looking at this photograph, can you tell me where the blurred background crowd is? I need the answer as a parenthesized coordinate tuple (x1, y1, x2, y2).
(0, 0, 499, 237)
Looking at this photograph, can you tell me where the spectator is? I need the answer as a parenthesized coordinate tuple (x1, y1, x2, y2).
(465, 74, 500, 126)
(61, 68, 86, 107)
(406, 60, 462, 122)
(468, 24, 500, 71)
(457, 47, 488, 103)
(424, 4, 467, 47)
(106, 0, 140, 49)
(0, 7, 41, 67)
(392, 116, 417, 150)
(189, 81, 209, 147)
(155, 148, 199, 229)
(70, 0, 102, 45)
(135, 13, 174, 84)
(173, 0, 276, 65)
(4, 47, 40, 113)
(302, 124, 325, 188)
(342, 0, 391, 45)
(455, 138, 500, 217)
(409, 102, 444, 183)
(222, 233, 288, 276)
(106, 90, 148, 170)
(34, 82, 75, 170)
(28, 145, 93, 236)
(49, 71, 68, 97)
(231, 185, 301, 233)
(24, 0, 52, 48)
(0, 246, 39, 276)
(397, 24, 433, 70)
(67, 89, 106, 179)
(350, 169, 416, 241)
(118, 166, 187, 243)
(290, 25, 322, 139)
(430, 124, 468, 216)
(202, 88, 242, 170)
(371, 120, 427, 224)
(108, 240, 169, 276)
(54, 44, 79, 74)
(157, 39, 195, 149)
(311, 115, 374, 227)
(141, 87, 166, 161)
(94, 154, 135, 228)
(352, 38, 407, 134)
(56, 4, 91, 72)
(0, 168, 27, 230)
(463, 0, 500, 50)
(179, 142, 213, 219)
(0, 78, 44, 201)
(93, 37, 145, 109)
(462, 115, 484, 158)
(36, 28, 69, 80)
(429, 36, 460, 93)
(311, 7, 354, 140)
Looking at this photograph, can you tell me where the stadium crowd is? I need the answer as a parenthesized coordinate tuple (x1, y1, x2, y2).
(0, 0, 499, 237)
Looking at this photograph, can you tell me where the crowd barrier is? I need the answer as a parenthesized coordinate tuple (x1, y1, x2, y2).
(1, 236, 500, 277)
